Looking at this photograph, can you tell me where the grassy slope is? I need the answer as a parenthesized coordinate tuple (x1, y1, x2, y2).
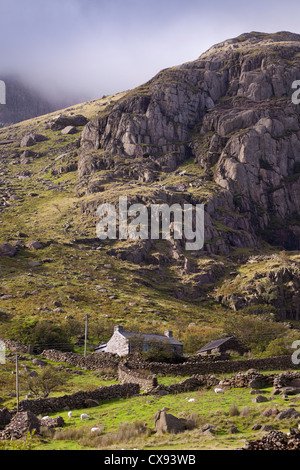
(2, 351, 297, 451)
(0, 91, 233, 352)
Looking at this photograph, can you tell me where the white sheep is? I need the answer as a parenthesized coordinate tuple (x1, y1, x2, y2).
(91, 427, 101, 433)
(214, 387, 225, 394)
(185, 398, 196, 402)
(81, 413, 91, 421)
(68, 411, 72, 419)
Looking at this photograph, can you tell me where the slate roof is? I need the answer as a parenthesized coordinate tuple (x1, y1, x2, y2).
(94, 343, 107, 352)
(197, 336, 236, 353)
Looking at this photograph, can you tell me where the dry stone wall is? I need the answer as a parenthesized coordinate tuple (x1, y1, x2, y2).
(17, 383, 139, 415)
(127, 355, 299, 376)
(40, 349, 119, 370)
(118, 363, 158, 392)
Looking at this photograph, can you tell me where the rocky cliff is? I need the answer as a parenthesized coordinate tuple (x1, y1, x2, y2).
(1, 31, 300, 329)
(78, 31, 300, 253)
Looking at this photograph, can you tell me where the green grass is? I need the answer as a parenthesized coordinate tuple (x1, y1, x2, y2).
(27, 375, 300, 450)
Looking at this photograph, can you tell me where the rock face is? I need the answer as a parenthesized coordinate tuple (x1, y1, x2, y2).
(78, 31, 300, 253)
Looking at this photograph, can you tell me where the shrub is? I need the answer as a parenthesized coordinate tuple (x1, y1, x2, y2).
(229, 404, 240, 417)
(240, 406, 250, 417)
(25, 365, 70, 398)
(3, 319, 75, 353)
(95, 421, 151, 447)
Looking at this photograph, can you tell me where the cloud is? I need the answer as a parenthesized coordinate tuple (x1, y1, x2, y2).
(1, 0, 300, 105)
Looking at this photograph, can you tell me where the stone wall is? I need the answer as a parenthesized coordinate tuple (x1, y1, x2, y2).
(17, 383, 140, 415)
(118, 363, 158, 392)
(150, 374, 220, 396)
(3, 339, 31, 354)
(40, 350, 299, 376)
(126, 355, 300, 376)
(41, 349, 120, 370)
(4, 342, 300, 377)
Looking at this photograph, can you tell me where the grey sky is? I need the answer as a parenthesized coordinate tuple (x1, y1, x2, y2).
(1, 0, 300, 104)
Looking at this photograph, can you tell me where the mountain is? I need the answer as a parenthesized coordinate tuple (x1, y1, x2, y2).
(0, 75, 66, 127)
(0, 31, 300, 351)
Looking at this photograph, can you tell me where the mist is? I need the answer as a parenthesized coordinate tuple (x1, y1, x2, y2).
(1, 0, 300, 106)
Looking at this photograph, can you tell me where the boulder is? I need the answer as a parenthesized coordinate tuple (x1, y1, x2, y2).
(276, 408, 300, 420)
(25, 240, 44, 250)
(261, 408, 279, 417)
(200, 424, 216, 435)
(0, 243, 17, 257)
(261, 425, 274, 432)
(20, 133, 47, 147)
(154, 410, 189, 435)
(20, 134, 36, 147)
(252, 395, 269, 403)
(249, 377, 268, 390)
(61, 126, 77, 135)
(252, 424, 262, 430)
(280, 387, 300, 396)
(50, 114, 88, 131)
(228, 426, 239, 434)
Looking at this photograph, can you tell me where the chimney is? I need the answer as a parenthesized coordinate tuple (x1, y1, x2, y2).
(164, 330, 173, 338)
(114, 325, 124, 333)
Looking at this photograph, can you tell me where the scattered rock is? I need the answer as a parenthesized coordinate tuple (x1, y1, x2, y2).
(25, 240, 44, 250)
(252, 395, 269, 403)
(228, 426, 239, 434)
(252, 424, 262, 430)
(40, 416, 65, 428)
(0, 411, 40, 440)
(261, 424, 274, 432)
(276, 408, 300, 420)
(261, 408, 279, 417)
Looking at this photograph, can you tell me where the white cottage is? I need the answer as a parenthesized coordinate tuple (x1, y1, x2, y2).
(95, 325, 183, 357)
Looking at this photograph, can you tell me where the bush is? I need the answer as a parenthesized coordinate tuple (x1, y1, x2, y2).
(3, 319, 75, 353)
(229, 404, 240, 417)
(25, 365, 70, 398)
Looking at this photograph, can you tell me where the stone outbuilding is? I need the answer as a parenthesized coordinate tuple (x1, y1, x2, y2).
(196, 336, 246, 356)
(95, 325, 183, 357)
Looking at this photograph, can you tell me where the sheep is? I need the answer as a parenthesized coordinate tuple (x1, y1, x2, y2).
(68, 411, 72, 419)
(91, 427, 101, 433)
(185, 398, 196, 402)
(214, 387, 225, 394)
(81, 413, 91, 421)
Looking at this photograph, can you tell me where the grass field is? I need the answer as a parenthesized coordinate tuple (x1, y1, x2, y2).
(1, 352, 298, 451)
